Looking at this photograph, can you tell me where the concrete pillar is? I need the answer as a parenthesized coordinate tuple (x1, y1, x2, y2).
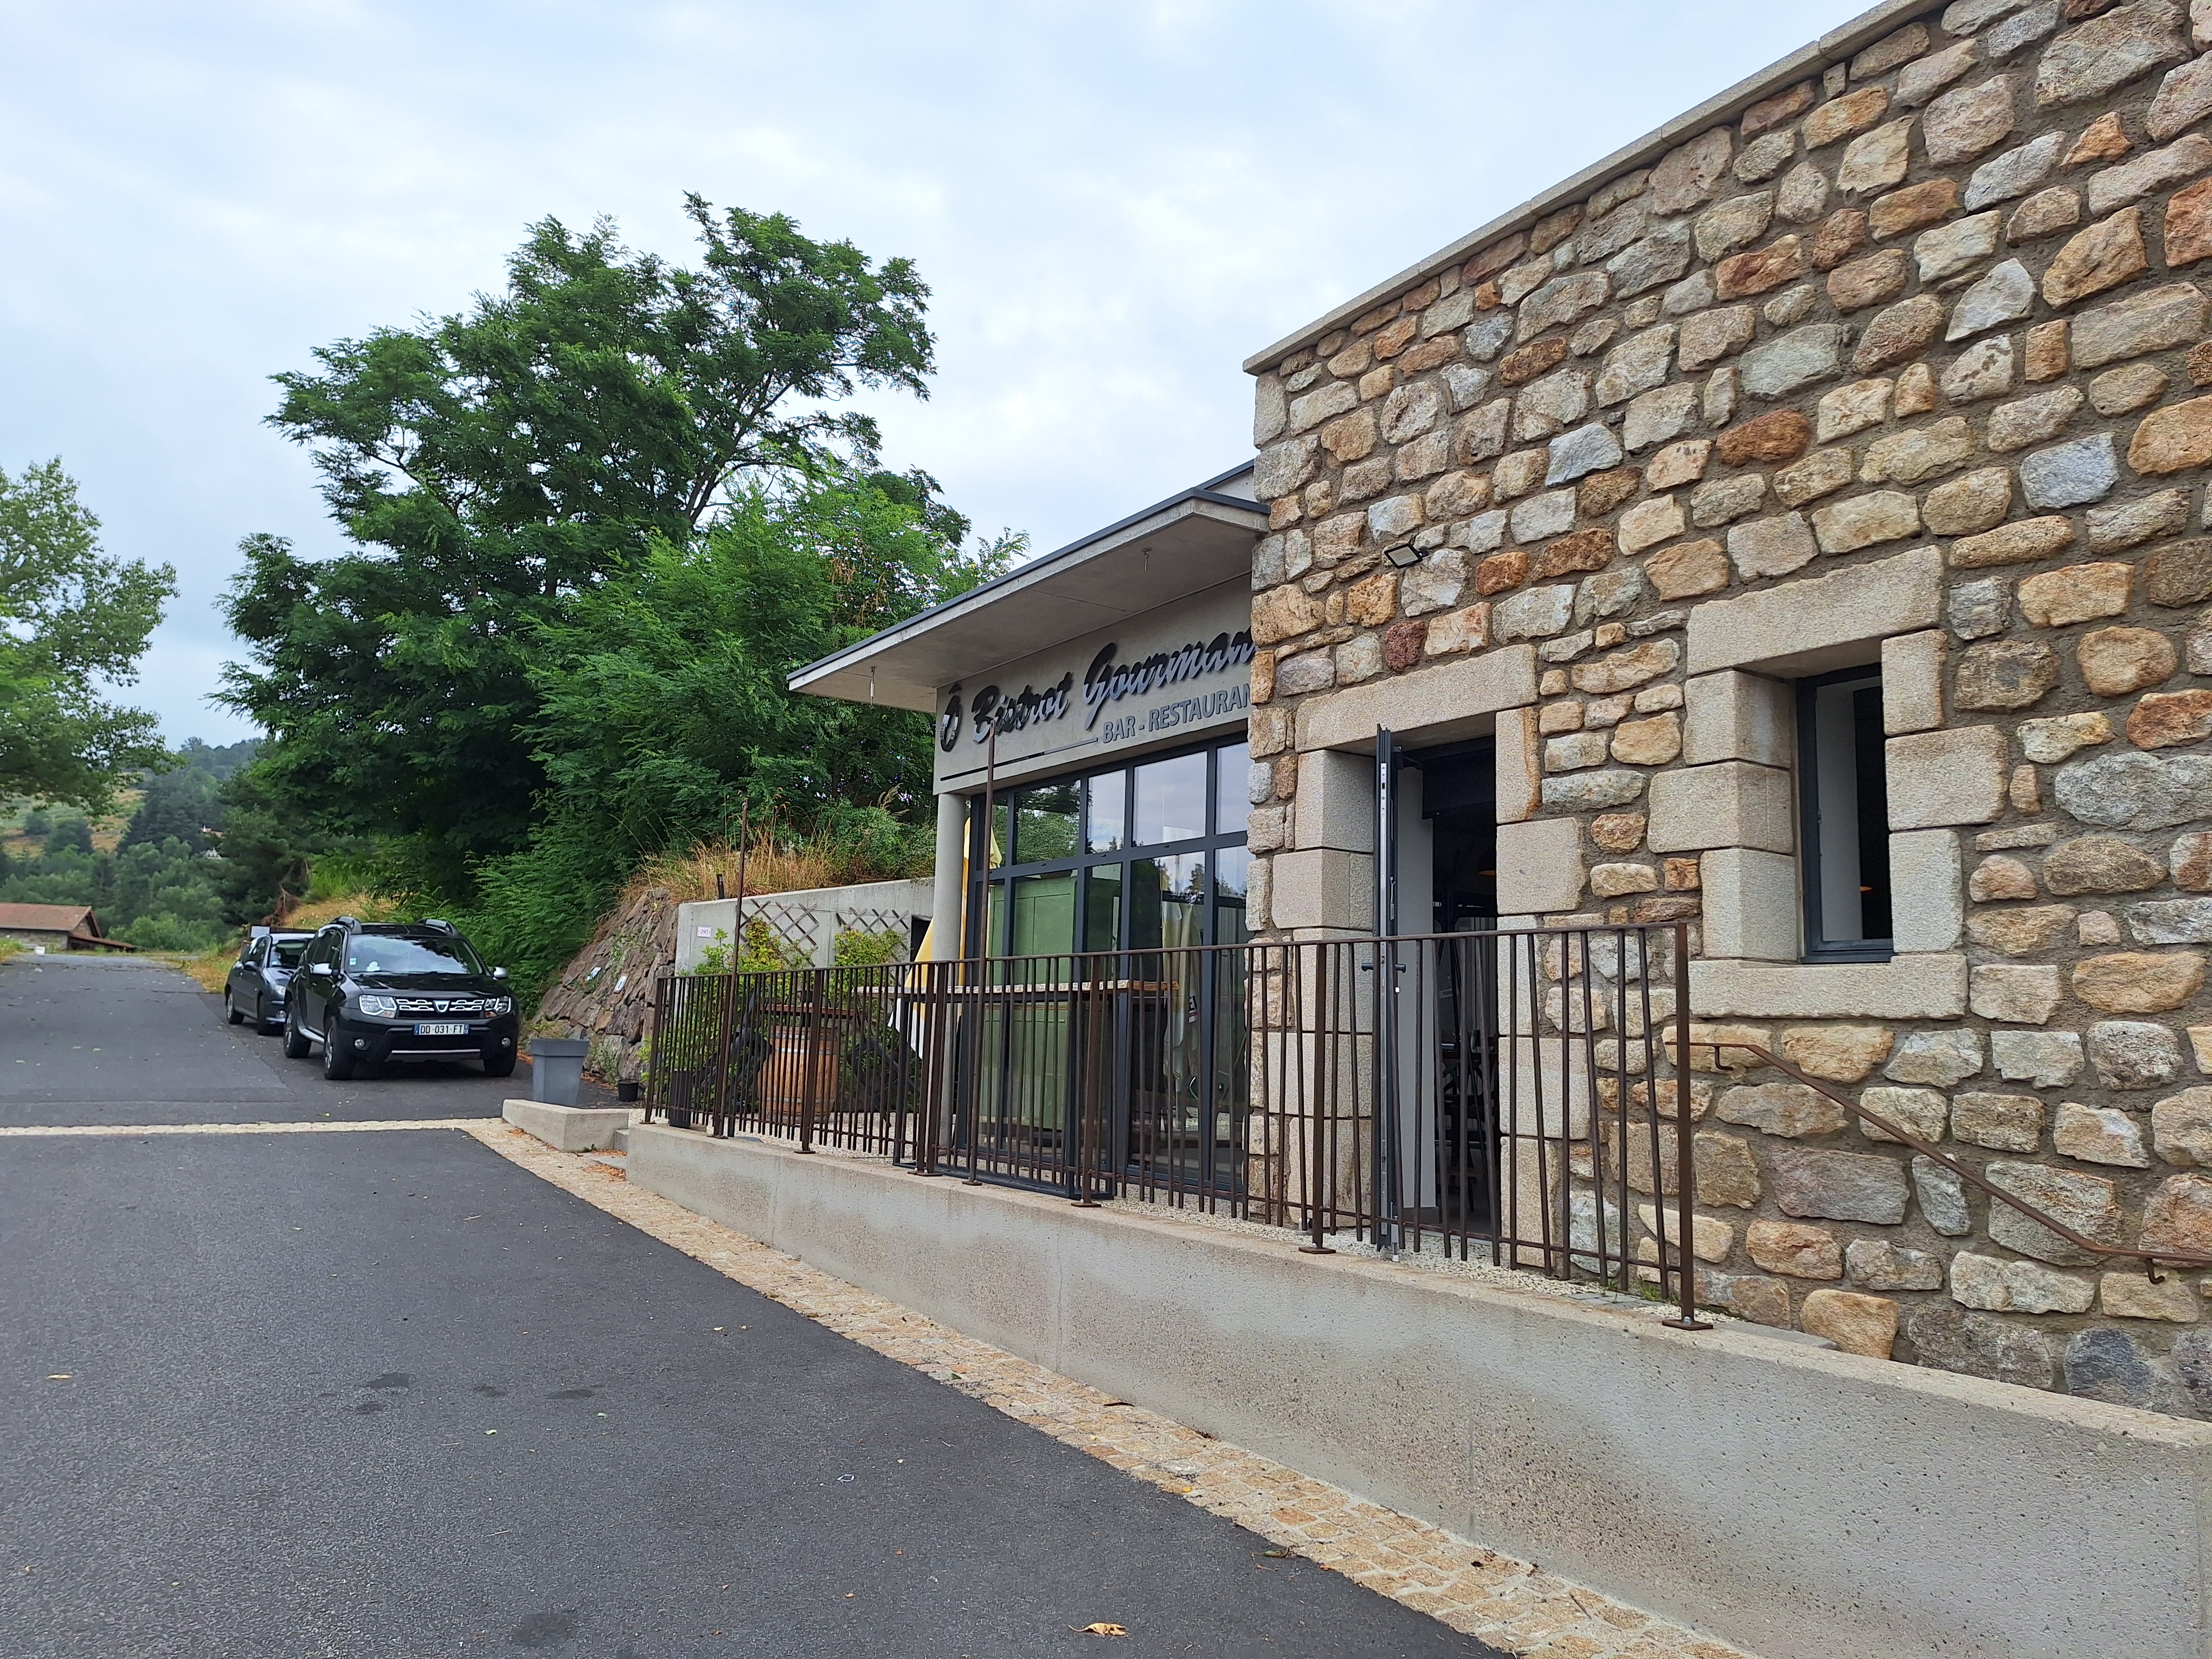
(932, 789, 968, 958)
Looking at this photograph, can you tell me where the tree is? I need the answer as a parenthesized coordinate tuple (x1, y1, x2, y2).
(220, 201, 936, 892)
(0, 460, 174, 811)
(530, 473, 1011, 852)
(445, 472, 1011, 999)
(124, 764, 221, 849)
(207, 766, 324, 923)
(43, 815, 93, 855)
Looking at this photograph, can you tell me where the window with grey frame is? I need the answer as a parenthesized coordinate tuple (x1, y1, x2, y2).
(1795, 665, 1893, 963)
(954, 736, 1253, 1198)
(966, 738, 1251, 961)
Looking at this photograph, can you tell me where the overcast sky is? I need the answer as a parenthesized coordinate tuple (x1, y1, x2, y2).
(0, 0, 1868, 743)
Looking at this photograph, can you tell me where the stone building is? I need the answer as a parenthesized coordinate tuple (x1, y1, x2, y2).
(0, 902, 120, 952)
(1238, 0, 2212, 1408)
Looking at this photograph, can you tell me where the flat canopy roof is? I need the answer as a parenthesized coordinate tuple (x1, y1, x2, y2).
(789, 463, 1266, 712)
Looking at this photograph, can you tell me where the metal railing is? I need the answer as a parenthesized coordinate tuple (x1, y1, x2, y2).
(639, 933, 2212, 1333)
(647, 964, 936, 1160)
(645, 921, 1711, 1324)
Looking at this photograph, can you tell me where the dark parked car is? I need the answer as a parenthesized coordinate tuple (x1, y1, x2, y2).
(281, 917, 518, 1081)
(226, 929, 314, 1034)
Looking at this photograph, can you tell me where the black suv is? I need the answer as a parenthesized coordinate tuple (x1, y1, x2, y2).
(282, 917, 519, 1081)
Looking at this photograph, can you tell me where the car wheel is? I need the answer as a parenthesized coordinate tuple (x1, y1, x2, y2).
(483, 1054, 517, 1079)
(282, 1010, 312, 1060)
(255, 997, 281, 1036)
(323, 1031, 357, 1081)
(226, 992, 245, 1026)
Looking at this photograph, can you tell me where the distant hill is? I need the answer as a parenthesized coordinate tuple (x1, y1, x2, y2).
(0, 735, 267, 951)
(172, 738, 259, 781)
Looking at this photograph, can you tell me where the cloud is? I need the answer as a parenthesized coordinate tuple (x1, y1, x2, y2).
(0, 0, 1862, 741)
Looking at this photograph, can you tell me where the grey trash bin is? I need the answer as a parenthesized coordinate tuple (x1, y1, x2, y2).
(529, 1037, 589, 1106)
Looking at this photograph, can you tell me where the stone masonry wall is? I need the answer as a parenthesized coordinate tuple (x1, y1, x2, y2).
(1244, 0, 2212, 1413)
(536, 883, 679, 1086)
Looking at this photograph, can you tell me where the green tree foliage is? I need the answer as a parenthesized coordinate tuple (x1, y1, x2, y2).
(206, 764, 321, 924)
(449, 474, 1011, 998)
(174, 736, 258, 781)
(0, 460, 174, 811)
(124, 764, 220, 848)
(2, 743, 261, 949)
(43, 815, 93, 855)
(219, 201, 937, 891)
(531, 475, 1006, 852)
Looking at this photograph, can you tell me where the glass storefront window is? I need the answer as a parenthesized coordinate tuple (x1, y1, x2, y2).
(1008, 871, 1075, 959)
(1129, 852, 1206, 950)
(1213, 847, 1251, 948)
(1085, 771, 1126, 853)
(960, 732, 1252, 1201)
(1083, 865, 1122, 954)
(1212, 742, 1250, 838)
(1014, 782, 1079, 864)
(1134, 751, 1208, 847)
(970, 736, 1249, 959)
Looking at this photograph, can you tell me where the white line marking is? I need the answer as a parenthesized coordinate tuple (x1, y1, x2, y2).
(0, 1119, 483, 1137)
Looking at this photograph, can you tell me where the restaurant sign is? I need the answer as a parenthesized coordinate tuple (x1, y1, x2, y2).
(933, 579, 1253, 789)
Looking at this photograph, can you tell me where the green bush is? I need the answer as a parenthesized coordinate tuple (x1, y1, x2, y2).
(737, 918, 810, 973)
(833, 926, 905, 967)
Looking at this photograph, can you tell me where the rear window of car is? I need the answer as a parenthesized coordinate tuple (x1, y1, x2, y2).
(343, 935, 484, 975)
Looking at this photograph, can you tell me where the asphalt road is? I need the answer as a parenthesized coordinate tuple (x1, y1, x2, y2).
(0, 954, 1501, 1658)
(0, 953, 541, 1127)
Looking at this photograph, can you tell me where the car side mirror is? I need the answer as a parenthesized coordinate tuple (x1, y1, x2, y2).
(492, 966, 508, 980)
(310, 962, 333, 978)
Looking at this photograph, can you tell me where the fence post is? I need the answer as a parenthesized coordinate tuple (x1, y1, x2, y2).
(1663, 922, 1710, 1330)
(644, 974, 667, 1124)
(1072, 967, 1103, 1207)
(708, 968, 740, 1136)
(798, 970, 821, 1154)
(1301, 942, 1336, 1255)
(916, 960, 946, 1176)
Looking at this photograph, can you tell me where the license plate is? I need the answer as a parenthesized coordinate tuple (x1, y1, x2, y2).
(414, 1021, 469, 1037)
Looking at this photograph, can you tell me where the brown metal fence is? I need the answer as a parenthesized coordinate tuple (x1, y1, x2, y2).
(647, 963, 937, 1159)
(644, 922, 1707, 1326)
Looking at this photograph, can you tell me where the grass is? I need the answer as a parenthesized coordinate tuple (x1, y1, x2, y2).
(0, 792, 140, 859)
(179, 943, 234, 992)
(632, 829, 929, 908)
(0, 938, 24, 967)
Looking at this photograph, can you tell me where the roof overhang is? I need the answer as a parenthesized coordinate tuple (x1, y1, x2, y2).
(790, 465, 1266, 711)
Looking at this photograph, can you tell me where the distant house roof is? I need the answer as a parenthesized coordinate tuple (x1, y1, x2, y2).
(0, 903, 133, 949)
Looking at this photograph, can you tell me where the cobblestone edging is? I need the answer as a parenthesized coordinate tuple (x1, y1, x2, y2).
(466, 1124, 1749, 1659)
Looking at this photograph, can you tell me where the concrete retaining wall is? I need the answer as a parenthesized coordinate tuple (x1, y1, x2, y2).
(675, 879, 934, 972)
(628, 1123, 2212, 1659)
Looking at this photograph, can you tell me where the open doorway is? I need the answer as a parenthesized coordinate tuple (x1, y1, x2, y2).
(1408, 739, 1497, 932)
(1393, 737, 1499, 1232)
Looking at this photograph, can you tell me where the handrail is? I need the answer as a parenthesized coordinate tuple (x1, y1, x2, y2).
(1709, 1042, 2212, 1277)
